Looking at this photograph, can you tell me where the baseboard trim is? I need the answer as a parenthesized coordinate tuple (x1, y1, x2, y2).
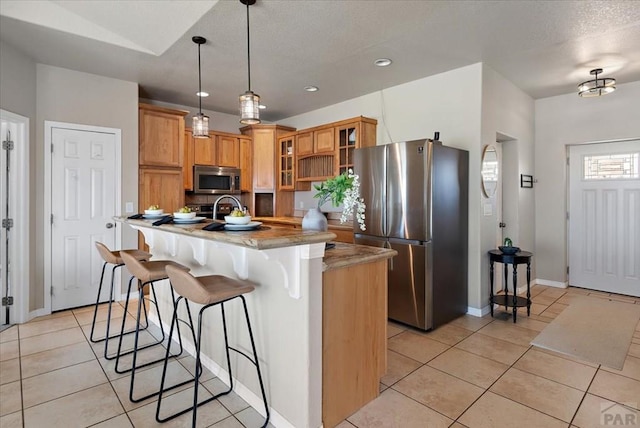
(27, 308, 49, 322)
(534, 279, 568, 288)
(467, 306, 491, 317)
(147, 313, 295, 428)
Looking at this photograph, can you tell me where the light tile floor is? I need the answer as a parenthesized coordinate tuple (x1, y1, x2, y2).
(1, 285, 639, 428)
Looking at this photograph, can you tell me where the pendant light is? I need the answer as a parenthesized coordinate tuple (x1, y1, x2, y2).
(192, 36, 210, 137)
(239, 0, 261, 124)
(578, 68, 616, 97)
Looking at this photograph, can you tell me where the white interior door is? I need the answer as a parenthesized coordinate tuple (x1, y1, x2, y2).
(51, 127, 117, 311)
(569, 141, 640, 296)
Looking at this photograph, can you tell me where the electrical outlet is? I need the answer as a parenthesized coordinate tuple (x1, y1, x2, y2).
(299, 201, 304, 209)
(125, 202, 134, 213)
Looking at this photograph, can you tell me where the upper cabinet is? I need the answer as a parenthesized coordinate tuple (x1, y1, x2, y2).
(183, 129, 244, 191)
(239, 136, 253, 193)
(296, 116, 377, 182)
(139, 103, 188, 167)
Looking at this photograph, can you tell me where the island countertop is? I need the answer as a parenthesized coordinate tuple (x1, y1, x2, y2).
(116, 217, 335, 250)
(253, 216, 353, 231)
(323, 242, 397, 272)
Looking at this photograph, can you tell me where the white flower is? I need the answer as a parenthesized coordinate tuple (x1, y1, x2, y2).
(340, 169, 367, 231)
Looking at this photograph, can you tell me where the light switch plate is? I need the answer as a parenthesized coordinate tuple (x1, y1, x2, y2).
(125, 202, 134, 213)
(483, 203, 492, 216)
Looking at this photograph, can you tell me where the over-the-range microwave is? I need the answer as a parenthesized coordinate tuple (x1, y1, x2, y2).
(193, 165, 241, 194)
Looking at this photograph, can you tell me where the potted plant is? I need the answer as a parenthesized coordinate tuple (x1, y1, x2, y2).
(303, 169, 367, 231)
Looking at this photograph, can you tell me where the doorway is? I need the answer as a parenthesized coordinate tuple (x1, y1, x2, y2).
(44, 122, 122, 312)
(0, 110, 30, 325)
(568, 140, 640, 296)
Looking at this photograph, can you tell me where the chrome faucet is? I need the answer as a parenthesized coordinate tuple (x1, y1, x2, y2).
(213, 194, 242, 219)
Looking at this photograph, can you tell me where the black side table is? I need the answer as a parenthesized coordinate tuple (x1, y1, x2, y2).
(488, 250, 533, 323)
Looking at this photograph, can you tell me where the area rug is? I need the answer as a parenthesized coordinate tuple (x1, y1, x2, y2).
(531, 296, 640, 370)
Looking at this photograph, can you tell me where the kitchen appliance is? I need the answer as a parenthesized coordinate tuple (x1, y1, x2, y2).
(193, 165, 241, 195)
(354, 137, 469, 330)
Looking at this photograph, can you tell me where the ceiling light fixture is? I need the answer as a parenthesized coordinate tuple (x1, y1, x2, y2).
(304, 85, 319, 92)
(578, 68, 616, 97)
(196, 91, 209, 97)
(374, 58, 392, 67)
(258, 104, 267, 109)
(192, 36, 210, 138)
(239, 0, 260, 124)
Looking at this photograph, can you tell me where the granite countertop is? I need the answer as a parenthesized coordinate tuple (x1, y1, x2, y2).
(116, 217, 336, 250)
(253, 216, 353, 231)
(323, 242, 397, 272)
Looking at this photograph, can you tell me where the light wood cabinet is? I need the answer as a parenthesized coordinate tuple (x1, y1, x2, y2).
(138, 167, 184, 249)
(183, 129, 245, 191)
(323, 258, 387, 428)
(139, 103, 187, 167)
(296, 132, 313, 156)
(278, 134, 295, 190)
(296, 116, 377, 183)
(193, 134, 216, 165)
(314, 127, 335, 153)
(239, 137, 252, 193)
(217, 135, 240, 167)
(240, 124, 297, 217)
(183, 130, 194, 190)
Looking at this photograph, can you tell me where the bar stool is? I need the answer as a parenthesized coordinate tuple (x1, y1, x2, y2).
(117, 251, 193, 403)
(91, 242, 151, 360)
(156, 265, 269, 428)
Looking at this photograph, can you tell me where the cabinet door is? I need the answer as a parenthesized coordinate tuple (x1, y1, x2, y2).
(314, 128, 335, 153)
(183, 130, 194, 190)
(138, 168, 184, 249)
(297, 132, 313, 156)
(336, 122, 359, 175)
(139, 108, 184, 167)
(239, 137, 253, 193)
(253, 129, 275, 191)
(194, 134, 216, 165)
(278, 136, 295, 190)
(217, 135, 240, 167)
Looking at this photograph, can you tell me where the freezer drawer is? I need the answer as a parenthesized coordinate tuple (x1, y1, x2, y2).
(387, 239, 431, 330)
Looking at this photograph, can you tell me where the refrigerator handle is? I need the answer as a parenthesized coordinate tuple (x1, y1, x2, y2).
(426, 142, 433, 241)
(385, 240, 393, 270)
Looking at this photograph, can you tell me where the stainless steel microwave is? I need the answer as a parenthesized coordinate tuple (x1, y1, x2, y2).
(193, 165, 241, 194)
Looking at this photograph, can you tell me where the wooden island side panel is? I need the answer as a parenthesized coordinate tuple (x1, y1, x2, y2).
(322, 259, 387, 428)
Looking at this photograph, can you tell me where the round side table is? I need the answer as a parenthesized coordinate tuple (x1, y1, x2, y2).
(488, 250, 533, 323)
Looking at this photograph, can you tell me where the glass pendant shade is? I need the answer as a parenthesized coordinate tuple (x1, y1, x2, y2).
(239, 90, 260, 124)
(192, 112, 209, 137)
(578, 68, 616, 97)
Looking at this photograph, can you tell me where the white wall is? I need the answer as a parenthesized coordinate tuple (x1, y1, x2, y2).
(284, 63, 486, 309)
(481, 65, 535, 305)
(0, 41, 38, 311)
(35, 65, 139, 309)
(534, 80, 640, 284)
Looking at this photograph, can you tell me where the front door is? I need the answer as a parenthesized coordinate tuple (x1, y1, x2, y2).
(568, 141, 640, 296)
(51, 126, 118, 310)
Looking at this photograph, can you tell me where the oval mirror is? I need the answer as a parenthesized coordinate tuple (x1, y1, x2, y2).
(481, 145, 498, 198)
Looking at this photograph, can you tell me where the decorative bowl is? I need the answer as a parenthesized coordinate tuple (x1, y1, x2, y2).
(173, 211, 196, 219)
(225, 215, 251, 225)
(499, 246, 520, 255)
(144, 209, 164, 216)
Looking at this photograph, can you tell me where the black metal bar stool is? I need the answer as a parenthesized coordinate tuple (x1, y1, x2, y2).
(117, 251, 194, 403)
(156, 265, 269, 428)
(91, 242, 151, 360)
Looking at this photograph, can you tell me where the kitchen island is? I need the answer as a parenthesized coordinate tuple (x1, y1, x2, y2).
(116, 217, 395, 428)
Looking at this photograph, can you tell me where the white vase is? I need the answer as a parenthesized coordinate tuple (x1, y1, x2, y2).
(302, 208, 328, 231)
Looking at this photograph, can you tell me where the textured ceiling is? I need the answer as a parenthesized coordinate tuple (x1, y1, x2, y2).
(1, 0, 639, 122)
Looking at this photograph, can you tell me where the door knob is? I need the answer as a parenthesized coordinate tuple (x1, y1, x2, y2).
(499, 222, 506, 228)
(106, 223, 114, 229)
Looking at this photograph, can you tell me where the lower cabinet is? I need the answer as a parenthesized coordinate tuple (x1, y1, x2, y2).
(138, 167, 184, 249)
(322, 259, 387, 428)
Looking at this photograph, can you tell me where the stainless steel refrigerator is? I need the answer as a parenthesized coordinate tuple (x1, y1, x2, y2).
(354, 138, 468, 330)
